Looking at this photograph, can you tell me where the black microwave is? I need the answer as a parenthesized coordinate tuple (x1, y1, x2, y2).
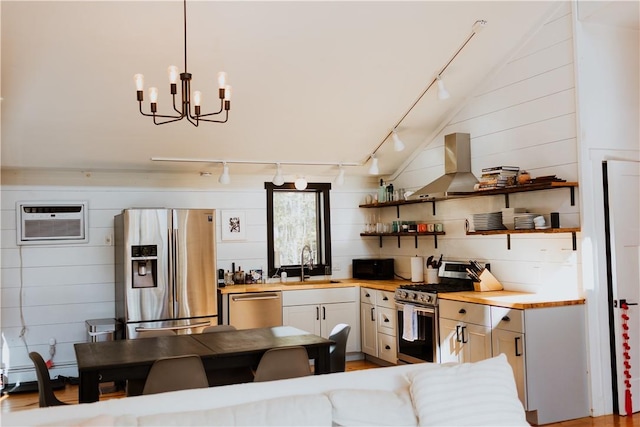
(352, 258, 394, 280)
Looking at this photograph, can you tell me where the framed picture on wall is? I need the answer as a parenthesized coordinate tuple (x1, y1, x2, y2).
(221, 210, 246, 241)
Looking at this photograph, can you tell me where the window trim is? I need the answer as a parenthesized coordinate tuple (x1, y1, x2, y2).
(265, 182, 332, 279)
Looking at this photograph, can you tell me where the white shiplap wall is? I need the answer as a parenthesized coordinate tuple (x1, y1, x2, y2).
(0, 174, 375, 382)
(386, 4, 581, 296)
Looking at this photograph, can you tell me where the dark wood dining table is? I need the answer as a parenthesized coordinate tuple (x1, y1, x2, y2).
(73, 326, 333, 403)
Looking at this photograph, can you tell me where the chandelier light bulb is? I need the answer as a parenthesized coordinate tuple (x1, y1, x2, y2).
(217, 72, 227, 89)
(134, 74, 145, 91)
(149, 87, 159, 103)
(436, 76, 450, 100)
(272, 164, 285, 186)
(392, 130, 405, 152)
(295, 177, 308, 190)
(224, 85, 232, 101)
(368, 156, 379, 175)
(193, 91, 202, 107)
(218, 162, 231, 184)
(168, 66, 179, 84)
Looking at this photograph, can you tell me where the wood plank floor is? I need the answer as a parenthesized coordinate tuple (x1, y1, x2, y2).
(2, 359, 638, 427)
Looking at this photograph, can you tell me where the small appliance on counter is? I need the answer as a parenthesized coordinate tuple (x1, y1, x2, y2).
(352, 258, 394, 280)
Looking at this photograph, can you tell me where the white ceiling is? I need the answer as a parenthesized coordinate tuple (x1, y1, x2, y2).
(0, 1, 624, 180)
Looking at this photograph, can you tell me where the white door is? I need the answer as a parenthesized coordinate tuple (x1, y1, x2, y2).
(493, 329, 527, 408)
(439, 318, 463, 363)
(463, 323, 492, 363)
(605, 160, 639, 415)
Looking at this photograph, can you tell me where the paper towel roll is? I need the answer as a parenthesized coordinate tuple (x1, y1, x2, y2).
(411, 256, 424, 282)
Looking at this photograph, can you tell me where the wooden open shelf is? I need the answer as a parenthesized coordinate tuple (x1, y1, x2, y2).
(466, 227, 581, 250)
(360, 231, 445, 249)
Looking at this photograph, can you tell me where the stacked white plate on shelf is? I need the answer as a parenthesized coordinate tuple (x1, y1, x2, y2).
(473, 212, 506, 231)
(501, 207, 528, 230)
(513, 213, 539, 230)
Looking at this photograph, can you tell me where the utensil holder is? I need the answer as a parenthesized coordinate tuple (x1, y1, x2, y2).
(473, 269, 503, 291)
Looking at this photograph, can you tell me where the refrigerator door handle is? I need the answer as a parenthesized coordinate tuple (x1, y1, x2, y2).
(171, 227, 179, 319)
(135, 320, 211, 332)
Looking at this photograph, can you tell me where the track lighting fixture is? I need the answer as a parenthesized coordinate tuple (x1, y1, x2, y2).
(368, 156, 379, 175)
(272, 163, 285, 186)
(367, 19, 486, 169)
(335, 165, 345, 186)
(294, 176, 308, 190)
(392, 130, 405, 152)
(134, 0, 231, 126)
(436, 76, 450, 100)
(218, 162, 230, 184)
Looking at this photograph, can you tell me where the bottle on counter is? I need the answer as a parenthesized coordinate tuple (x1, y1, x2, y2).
(378, 179, 386, 203)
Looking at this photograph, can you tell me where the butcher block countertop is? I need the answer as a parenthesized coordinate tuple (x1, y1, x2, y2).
(219, 279, 584, 309)
(438, 291, 585, 309)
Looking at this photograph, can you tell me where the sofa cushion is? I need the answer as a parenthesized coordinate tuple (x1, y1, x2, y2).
(137, 393, 332, 426)
(408, 354, 528, 426)
(328, 389, 418, 426)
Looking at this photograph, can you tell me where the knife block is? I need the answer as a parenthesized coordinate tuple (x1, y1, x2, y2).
(473, 269, 503, 291)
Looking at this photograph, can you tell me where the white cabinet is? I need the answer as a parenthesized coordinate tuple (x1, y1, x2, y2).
(490, 306, 526, 407)
(282, 287, 360, 353)
(439, 300, 492, 364)
(360, 287, 397, 364)
(360, 289, 377, 356)
(489, 304, 589, 425)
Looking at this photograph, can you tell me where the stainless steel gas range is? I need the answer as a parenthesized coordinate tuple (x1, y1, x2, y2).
(394, 261, 474, 364)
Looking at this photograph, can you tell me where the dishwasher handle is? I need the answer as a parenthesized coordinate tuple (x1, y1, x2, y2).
(231, 293, 281, 302)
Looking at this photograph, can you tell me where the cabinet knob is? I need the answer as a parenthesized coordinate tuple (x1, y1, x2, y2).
(365, 293, 370, 297)
(502, 316, 511, 322)
(385, 345, 391, 350)
(383, 296, 388, 301)
(458, 308, 466, 314)
(383, 317, 389, 323)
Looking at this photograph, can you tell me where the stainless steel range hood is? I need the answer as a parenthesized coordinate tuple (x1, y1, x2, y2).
(410, 133, 478, 199)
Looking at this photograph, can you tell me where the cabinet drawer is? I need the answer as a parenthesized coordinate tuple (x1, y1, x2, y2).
(282, 287, 357, 306)
(439, 300, 490, 327)
(377, 333, 397, 364)
(360, 287, 376, 305)
(376, 290, 395, 309)
(377, 306, 396, 335)
(491, 306, 524, 333)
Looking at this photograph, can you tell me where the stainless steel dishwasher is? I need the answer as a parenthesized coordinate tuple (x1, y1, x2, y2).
(228, 291, 283, 329)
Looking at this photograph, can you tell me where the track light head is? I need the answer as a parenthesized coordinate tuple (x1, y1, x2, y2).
(392, 130, 405, 152)
(335, 165, 345, 186)
(436, 75, 450, 100)
(218, 162, 230, 184)
(272, 163, 285, 186)
(368, 156, 379, 175)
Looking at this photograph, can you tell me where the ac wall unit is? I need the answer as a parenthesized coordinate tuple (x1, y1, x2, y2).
(16, 201, 89, 245)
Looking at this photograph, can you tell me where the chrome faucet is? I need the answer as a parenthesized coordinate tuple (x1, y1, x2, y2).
(300, 244, 313, 281)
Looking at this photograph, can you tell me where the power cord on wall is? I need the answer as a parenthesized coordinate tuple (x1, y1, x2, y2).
(17, 246, 30, 355)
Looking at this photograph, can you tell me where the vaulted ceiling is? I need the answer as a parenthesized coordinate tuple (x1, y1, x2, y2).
(1, 1, 633, 180)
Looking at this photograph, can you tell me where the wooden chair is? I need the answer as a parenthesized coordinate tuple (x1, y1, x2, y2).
(253, 346, 311, 382)
(142, 354, 209, 395)
(328, 323, 351, 373)
(202, 324, 255, 385)
(28, 352, 68, 407)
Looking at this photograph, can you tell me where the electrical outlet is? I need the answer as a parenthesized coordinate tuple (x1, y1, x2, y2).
(105, 233, 113, 246)
(49, 338, 56, 346)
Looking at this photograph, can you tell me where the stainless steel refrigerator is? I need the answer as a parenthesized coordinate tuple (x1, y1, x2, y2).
(115, 208, 217, 338)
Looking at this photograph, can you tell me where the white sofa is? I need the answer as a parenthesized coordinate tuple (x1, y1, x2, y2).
(4, 354, 528, 426)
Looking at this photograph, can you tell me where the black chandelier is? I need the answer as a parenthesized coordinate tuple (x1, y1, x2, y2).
(134, 0, 231, 126)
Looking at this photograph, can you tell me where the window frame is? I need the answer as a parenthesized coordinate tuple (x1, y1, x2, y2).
(265, 182, 332, 279)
